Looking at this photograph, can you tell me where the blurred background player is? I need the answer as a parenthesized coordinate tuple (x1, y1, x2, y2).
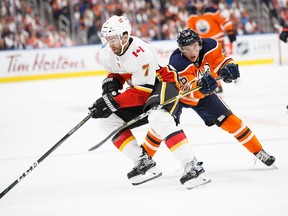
(279, 25, 288, 43)
(89, 15, 210, 189)
(186, 0, 237, 93)
(143, 29, 276, 168)
(279, 25, 288, 110)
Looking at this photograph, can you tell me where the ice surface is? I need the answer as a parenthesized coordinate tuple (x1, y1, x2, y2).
(0, 64, 288, 216)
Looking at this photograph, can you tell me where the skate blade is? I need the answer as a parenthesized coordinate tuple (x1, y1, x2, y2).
(184, 173, 212, 190)
(130, 167, 162, 186)
(253, 159, 278, 169)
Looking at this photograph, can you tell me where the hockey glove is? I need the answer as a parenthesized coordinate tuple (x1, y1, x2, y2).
(197, 74, 217, 95)
(102, 77, 122, 96)
(219, 63, 240, 83)
(280, 26, 288, 43)
(144, 82, 179, 112)
(89, 93, 119, 118)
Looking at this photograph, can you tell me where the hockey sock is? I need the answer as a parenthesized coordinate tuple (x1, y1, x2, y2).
(165, 130, 196, 165)
(143, 128, 162, 158)
(112, 129, 142, 162)
(217, 80, 222, 88)
(220, 114, 262, 154)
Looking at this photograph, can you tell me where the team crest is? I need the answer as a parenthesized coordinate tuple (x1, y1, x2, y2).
(196, 20, 210, 34)
(197, 63, 211, 78)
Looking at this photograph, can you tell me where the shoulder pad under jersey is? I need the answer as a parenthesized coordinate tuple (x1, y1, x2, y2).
(198, 38, 218, 62)
(169, 49, 192, 72)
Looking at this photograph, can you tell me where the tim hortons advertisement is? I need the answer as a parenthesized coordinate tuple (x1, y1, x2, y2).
(0, 33, 285, 82)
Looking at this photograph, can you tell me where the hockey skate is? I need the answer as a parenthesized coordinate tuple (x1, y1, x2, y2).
(180, 158, 211, 190)
(215, 85, 223, 93)
(127, 151, 162, 186)
(254, 149, 276, 168)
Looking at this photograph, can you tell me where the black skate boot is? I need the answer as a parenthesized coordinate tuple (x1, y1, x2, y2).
(215, 85, 223, 93)
(180, 158, 211, 189)
(254, 149, 276, 167)
(127, 150, 162, 186)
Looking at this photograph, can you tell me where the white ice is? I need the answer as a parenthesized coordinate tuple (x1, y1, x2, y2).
(0, 64, 288, 216)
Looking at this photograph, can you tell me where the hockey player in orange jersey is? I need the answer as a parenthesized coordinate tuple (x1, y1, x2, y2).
(142, 29, 276, 168)
(187, 0, 237, 93)
(280, 25, 288, 43)
(279, 26, 288, 110)
(187, 0, 236, 49)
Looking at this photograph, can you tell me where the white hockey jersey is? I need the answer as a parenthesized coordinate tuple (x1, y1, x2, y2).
(99, 36, 161, 87)
(98, 36, 161, 108)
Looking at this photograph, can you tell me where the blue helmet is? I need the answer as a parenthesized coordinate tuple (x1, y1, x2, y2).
(177, 29, 202, 51)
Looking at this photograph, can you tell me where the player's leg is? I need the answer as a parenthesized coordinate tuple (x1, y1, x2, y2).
(111, 127, 162, 185)
(192, 93, 276, 167)
(215, 80, 223, 93)
(148, 109, 211, 189)
(143, 81, 210, 188)
(142, 128, 162, 157)
(219, 114, 276, 166)
(101, 108, 162, 185)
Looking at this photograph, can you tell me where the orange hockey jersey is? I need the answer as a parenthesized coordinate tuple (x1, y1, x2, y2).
(187, 6, 234, 43)
(169, 38, 234, 106)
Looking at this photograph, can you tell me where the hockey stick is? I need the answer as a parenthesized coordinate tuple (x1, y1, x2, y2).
(88, 85, 202, 151)
(0, 113, 93, 199)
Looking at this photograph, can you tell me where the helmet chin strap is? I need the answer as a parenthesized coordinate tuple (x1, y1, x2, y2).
(119, 36, 129, 55)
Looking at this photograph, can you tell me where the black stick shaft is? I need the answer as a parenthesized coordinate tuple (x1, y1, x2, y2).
(0, 113, 92, 199)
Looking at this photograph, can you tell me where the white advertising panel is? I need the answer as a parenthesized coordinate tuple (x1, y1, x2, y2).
(0, 33, 287, 82)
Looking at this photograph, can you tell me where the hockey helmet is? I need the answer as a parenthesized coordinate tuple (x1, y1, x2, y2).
(101, 15, 131, 44)
(177, 29, 202, 51)
(212, 0, 220, 4)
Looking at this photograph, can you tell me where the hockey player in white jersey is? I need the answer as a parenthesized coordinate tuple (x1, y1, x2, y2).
(88, 15, 210, 189)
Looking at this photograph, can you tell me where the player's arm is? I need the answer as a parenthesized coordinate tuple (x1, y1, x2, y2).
(213, 56, 240, 83)
(102, 71, 154, 109)
(88, 80, 152, 119)
(218, 63, 239, 83)
(215, 9, 236, 43)
(205, 40, 239, 83)
(185, 74, 217, 96)
(101, 73, 125, 96)
(114, 86, 152, 108)
(144, 65, 180, 112)
(98, 49, 125, 96)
